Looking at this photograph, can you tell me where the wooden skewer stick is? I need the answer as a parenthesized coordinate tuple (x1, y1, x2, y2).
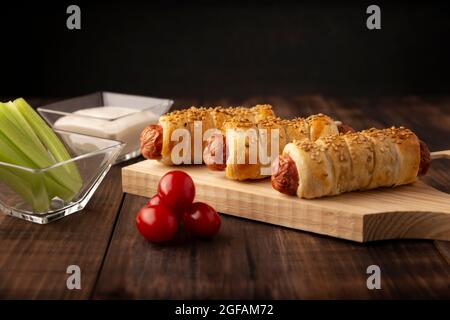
(431, 150, 450, 160)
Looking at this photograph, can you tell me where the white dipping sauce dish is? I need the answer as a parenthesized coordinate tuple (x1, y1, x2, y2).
(53, 106, 158, 158)
(38, 92, 173, 163)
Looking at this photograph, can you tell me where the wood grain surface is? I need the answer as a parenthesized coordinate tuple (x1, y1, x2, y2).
(0, 164, 124, 299)
(1, 96, 449, 299)
(93, 194, 450, 299)
(122, 161, 450, 242)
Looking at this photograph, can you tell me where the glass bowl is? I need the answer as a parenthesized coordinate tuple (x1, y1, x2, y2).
(0, 130, 125, 224)
(37, 92, 173, 164)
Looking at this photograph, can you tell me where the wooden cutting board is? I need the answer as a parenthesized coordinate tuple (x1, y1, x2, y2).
(122, 160, 450, 243)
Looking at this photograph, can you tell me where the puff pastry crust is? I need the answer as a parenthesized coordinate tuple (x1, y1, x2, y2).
(282, 127, 420, 198)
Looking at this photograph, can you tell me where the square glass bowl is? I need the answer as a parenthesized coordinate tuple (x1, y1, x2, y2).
(0, 130, 125, 224)
(37, 92, 173, 164)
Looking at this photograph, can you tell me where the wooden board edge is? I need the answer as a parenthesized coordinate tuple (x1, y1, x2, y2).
(363, 212, 450, 242)
(122, 166, 365, 242)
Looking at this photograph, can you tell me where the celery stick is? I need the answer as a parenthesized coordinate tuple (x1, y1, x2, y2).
(0, 99, 79, 211)
(0, 99, 83, 209)
(0, 166, 50, 212)
(14, 99, 81, 171)
(0, 129, 36, 167)
(0, 126, 75, 204)
(0, 103, 54, 168)
(43, 175, 76, 202)
(0, 102, 81, 200)
(13, 98, 83, 193)
(0, 130, 51, 210)
(4, 101, 49, 156)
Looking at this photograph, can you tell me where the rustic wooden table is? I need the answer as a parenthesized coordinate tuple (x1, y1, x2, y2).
(0, 96, 449, 299)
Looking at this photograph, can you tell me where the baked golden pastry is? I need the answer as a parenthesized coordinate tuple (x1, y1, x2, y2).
(272, 127, 427, 198)
(140, 105, 275, 165)
(205, 113, 342, 180)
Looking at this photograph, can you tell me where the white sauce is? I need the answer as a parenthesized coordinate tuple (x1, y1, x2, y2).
(54, 106, 157, 156)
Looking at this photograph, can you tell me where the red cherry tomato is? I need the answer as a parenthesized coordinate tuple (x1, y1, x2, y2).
(146, 194, 185, 218)
(146, 194, 162, 207)
(157, 170, 195, 210)
(183, 202, 221, 238)
(136, 205, 178, 243)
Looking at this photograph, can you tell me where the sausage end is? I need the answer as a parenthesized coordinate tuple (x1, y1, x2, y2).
(140, 124, 163, 160)
(418, 140, 431, 176)
(271, 155, 299, 196)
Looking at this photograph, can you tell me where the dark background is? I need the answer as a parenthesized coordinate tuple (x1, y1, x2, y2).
(1, 1, 450, 99)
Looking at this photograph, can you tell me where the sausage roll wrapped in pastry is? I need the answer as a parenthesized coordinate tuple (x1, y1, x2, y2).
(205, 113, 351, 180)
(271, 127, 431, 198)
(140, 105, 275, 165)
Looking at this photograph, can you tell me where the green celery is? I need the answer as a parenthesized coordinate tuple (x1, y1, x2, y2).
(0, 130, 50, 211)
(0, 103, 55, 168)
(14, 99, 83, 195)
(0, 166, 49, 213)
(4, 101, 50, 157)
(0, 127, 74, 205)
(0, 101, 82, 201)
(0, 99, 84, 211)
